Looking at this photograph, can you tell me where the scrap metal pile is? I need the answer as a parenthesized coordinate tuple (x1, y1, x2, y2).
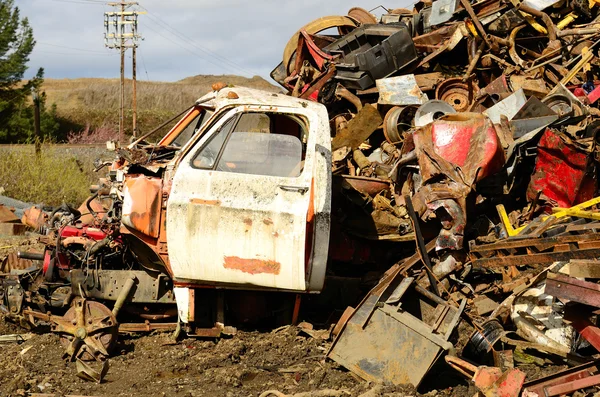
(273, 2, 600, 396)
(5, 0, 600, 394)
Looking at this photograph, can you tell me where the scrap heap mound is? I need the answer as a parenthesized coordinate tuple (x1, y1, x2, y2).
(273, 2, 600, 395)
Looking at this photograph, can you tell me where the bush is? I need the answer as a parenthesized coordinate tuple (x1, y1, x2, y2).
(67, 123, 118, 144)
(0, 144, 101, 206)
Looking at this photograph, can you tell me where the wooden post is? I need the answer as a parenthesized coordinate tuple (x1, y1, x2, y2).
(132, 43, 137, 138)
(32, 89, 41, 157)
(119, 1, 125, 144)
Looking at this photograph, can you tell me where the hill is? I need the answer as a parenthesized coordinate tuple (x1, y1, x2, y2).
(40, 75, 279, 141)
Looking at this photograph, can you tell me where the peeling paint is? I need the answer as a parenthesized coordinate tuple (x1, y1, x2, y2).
(190, 198, 221, 206)
(223, 256, 281, 275)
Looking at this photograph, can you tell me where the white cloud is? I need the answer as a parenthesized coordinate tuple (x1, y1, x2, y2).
(16, 0, 415, 82)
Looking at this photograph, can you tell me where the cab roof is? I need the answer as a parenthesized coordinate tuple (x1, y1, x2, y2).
(196, 86, 325, 114)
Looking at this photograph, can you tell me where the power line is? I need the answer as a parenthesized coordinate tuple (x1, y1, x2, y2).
(139, 5, 257, 76)
(35, 50, 115, 57)
(44, 0, 105, 5)
(38, 42, 112, 54)
(138, 47, 150, 81)
(138, 20, 241, 75)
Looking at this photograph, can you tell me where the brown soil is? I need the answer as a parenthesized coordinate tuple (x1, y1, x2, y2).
(0, 323, 429, 397)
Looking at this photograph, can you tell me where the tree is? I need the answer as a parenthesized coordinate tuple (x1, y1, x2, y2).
(0, 0, 56, 143)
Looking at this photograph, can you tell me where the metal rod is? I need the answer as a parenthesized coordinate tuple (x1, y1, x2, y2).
(404, 195, 440, 297)
(460, 0, 492, 48)
(524, 55, 562, 72)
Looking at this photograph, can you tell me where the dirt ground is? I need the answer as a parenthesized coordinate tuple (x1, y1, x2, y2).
(0, 316, 477, 397)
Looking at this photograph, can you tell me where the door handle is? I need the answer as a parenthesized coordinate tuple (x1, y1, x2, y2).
(278, 185, 309, 194)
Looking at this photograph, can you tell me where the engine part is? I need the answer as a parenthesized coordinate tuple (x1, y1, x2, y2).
(52, 298, 118, 361)
(383, 106, 418, 145)
(414, 99, 457, 127)
(435, 78, 477, 112)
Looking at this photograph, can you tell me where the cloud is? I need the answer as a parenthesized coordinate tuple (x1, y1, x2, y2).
(17, 0, 414, 83)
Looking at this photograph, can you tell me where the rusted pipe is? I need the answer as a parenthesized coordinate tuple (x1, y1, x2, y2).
(463, 41, 485, 81)
(112, 275, 136, 317)
(488, 34, 510, 47)
(524, 55, 562, 72)
(517, 4, 557, 40)
(557, 28, 600, 37)
(482, 54, 517, 70)
(335, 84, 363, 112)
(353, 149, 371, 170)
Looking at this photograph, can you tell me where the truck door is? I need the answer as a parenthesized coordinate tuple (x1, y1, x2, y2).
(166, 105, 331, 292)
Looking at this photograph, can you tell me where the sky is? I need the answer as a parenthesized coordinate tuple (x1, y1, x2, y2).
(15, 0, 414, 84)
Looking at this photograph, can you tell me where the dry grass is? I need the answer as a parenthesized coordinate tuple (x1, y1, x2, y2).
(42, 75, 279, 139)
(0, 145, 104, 206)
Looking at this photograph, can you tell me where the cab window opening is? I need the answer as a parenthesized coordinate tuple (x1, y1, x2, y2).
(192, 111, 309, 178)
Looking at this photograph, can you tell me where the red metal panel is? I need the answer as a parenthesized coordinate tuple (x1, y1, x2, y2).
(545, 373, 600, 396)
(545, 272, 600, 308)
(527, 129, 596, 210)
(523, 361, 600, 396)
(588, 85, 600, 104)
(429, 114, 504, 181)
(60, 225, 107, 241)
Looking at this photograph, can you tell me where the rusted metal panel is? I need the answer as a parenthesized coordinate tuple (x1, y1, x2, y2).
(470, 232, 600, 253)
(523, 361, 600, 397)
(70, 269, 175, 304)
(122, 175, 162, 238)
(327, 274, 459, 387)
(376, 75, 428, 106)
(546, 272, 600, 307)
(545, 374, 600, 396)
(473, 248, 600, 268)
(328, 306, 451, 387)
(0, 205, 19, 223)
(331, 104, 382, 151)
(0, 223, 28, 236)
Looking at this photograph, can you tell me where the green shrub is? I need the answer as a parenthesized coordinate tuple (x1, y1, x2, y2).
(0, 145, 100, 206)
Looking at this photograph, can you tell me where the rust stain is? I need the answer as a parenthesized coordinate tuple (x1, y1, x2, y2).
(263, 218, 273, 225)
(243, 218, 253, 227)
(190, 198, 221, 206)
(223, 256, 281, 275)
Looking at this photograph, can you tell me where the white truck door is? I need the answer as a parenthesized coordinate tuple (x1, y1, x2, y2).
(167, 104, 331, 292)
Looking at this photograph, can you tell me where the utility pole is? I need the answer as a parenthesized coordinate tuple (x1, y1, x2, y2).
(32, 88, 41, 157)
(132, 41, 137, 137)
(120, 3, 125, 143)
(105, 2, 143, 142)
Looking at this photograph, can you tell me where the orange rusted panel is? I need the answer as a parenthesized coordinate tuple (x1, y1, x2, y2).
(122, 175, 162, 238)
(223, 256, 281, 275)
(0, 205, 19, 223)
(189, 198, 221, 206)
(21, 207, 47, 230)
